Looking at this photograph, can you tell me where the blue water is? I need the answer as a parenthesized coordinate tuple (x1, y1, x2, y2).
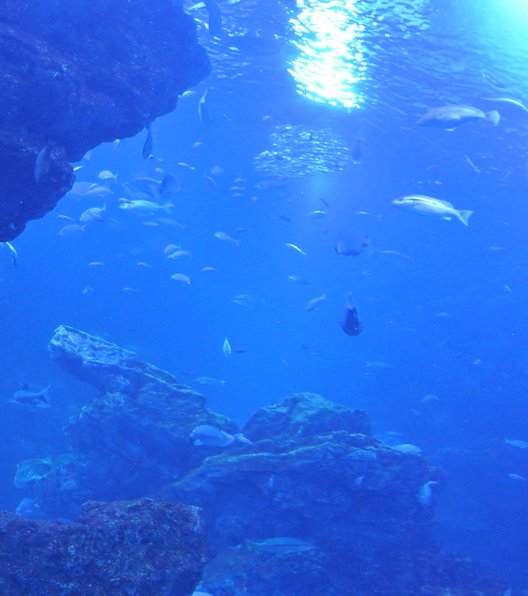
(2, 0, 528, 590)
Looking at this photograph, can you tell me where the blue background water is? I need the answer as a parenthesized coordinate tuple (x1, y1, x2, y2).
(1, 0, 528, 589)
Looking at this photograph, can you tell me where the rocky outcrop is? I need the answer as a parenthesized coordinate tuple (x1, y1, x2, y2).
(15, 326, 235, 518)
(162, 393, 433, 555)
(13, 329, 506, 593)
(0, 0, 209, 240)
(0, 498, 206, 595)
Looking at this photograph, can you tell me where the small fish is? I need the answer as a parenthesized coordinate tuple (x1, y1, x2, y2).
(288, 274, 311, 285)
(418, 105, 500, 129)
(308, 210, 328, 219)
(335, 230, 370, 257)
(341, 293, 363, 336)
(482, 72, 506, 88)
(142, 123, 153, 158)
(34, 144, 52, 183)
(378, 249, 413, 261)
(214, 231, 239, 246)
(122, 287, 140, 294)
(158, 217, 186, 228)
(192, 376, 226, 387)
(190, 424, 252, 448)
(417, 480, 438, 506)
(352, 137, 363, 164)
(136, 261, 152, 268)
(285, 243, 307, 256)
(57, 214, 75, 222)
(464, 155, 481, 173)
(98, 169, 117, 181)
(232, 293, 261, 309)
(11, 384, 51, 408)
(2, 241, 18, 267)
(392, 195, 473, 226)
(504, 439, 528, 449)
(164, 244, 180, 255)
(365, 360, 394, 369)
(167, 250, 192, 259)
(392, 443, 422, 456)
(59, 224, 87, 238)
(171, 273, 191, 285)
(80, 205, 106, 224)
(85, 185, 115, 198)
(222, 336, 232, 357)
(198, 89, 213, 126)
(244, 537, 317, 554)
(508, 473, 526, 482)
(119, 200, 172, 215)
(201, 266, 217, 273)
(305, 293, 327, 311)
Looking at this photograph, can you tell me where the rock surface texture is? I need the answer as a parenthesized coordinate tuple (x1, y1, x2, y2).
(0, 0, 209, 240)
(0, 498, 206, 595)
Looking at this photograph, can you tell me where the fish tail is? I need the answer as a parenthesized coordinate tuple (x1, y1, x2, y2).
(486, 110, 500, 126)
(457, 209, 473, 227)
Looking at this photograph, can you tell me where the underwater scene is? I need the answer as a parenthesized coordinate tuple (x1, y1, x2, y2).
(0, 0, 526, 593)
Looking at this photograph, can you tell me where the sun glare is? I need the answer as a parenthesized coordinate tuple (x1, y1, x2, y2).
(288, 0, 367, 110)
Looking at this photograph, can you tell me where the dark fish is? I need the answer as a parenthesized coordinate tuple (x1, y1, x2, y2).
(335, 230, 370, 257)
(352, 137, 363, 164)
(142, 124, 153, 159)
(34, 144, 52, 183)
(204, 0, 223, 38)
(341, 293, 362, 336)
(160, 173, 180, 195)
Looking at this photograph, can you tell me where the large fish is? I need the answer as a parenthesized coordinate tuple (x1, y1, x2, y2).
(392, 195, 473, 226)
(11, 384, 51, 408)
(418, 105, 500, 129)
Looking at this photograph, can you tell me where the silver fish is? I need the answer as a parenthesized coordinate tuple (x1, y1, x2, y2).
(190, 424, 252, 448)
(192, 376, 226, 387)
(305, 294, 327, 311)
(1, 241, 18, 267)
(418, 105, 500, 129)
(222, 337, 232, 357)
(142, 123, 153, 158)
(391, 195, 473, 226)
(245, 537, 317, 554)
(11, 384, 51, 408)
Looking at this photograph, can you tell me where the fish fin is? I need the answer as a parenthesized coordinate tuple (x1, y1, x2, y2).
(456, 209, 473, 227)
(486, 110, 500, 126)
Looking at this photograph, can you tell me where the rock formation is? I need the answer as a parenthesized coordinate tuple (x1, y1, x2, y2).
(0, 498, 206, 595)
(0, 0, 209, 240)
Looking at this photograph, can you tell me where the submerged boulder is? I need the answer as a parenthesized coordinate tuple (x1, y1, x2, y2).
(15, 326, 235, 518)
(0, 498, 206, 595)
(0, 0, 209, 240)
(162, 393, 432, 556)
